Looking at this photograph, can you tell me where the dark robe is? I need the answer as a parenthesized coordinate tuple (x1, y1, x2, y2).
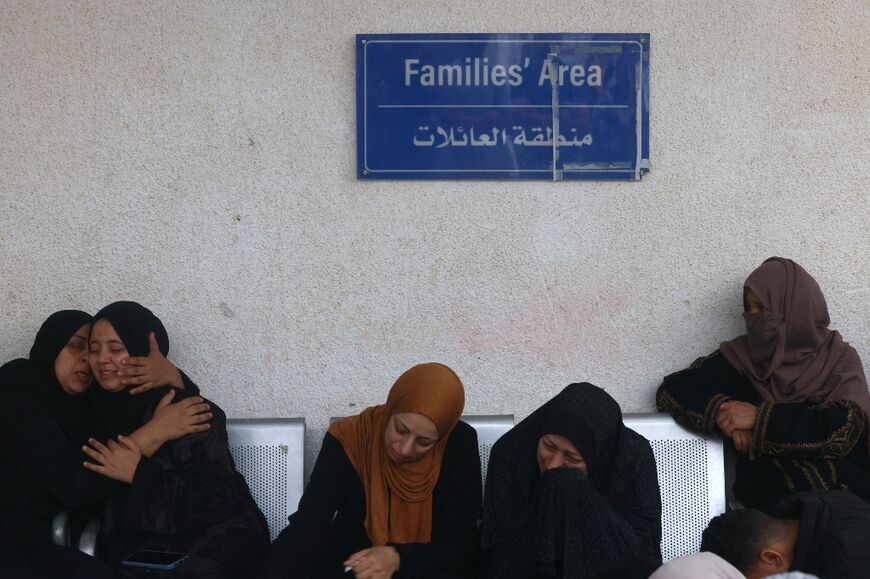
(90, 301, 270, 578)
(0, 360, 119, 543)
(481, 383, 662, 579)
(0, 310, 116, 578)
(657, 351, 870, 510)
(259, 421, 482, 579)
(774, 490, 870, 578)
(92, 385, 270, 578)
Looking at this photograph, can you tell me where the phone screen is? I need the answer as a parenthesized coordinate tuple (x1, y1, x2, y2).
(121, 550, 188, 569)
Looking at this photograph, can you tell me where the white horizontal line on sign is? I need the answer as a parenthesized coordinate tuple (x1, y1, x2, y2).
(377, 104, 629, 109)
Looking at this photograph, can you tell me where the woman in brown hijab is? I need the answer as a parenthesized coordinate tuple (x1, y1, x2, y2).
(260, 363, 481, 579)
(658, 257, 870, 510)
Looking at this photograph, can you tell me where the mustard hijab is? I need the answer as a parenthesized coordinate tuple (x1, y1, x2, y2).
(328, 363, 465, 545)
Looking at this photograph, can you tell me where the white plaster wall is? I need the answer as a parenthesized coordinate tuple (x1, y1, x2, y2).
(1, 1, 869, 472)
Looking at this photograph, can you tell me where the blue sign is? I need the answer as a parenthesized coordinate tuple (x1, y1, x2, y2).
(357, 33, 650, 180)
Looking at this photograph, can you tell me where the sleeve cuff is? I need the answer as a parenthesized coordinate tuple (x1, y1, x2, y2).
(387, 543, 408, 577)
(703, 394, 732, 435)
(751, 401, 775, 457)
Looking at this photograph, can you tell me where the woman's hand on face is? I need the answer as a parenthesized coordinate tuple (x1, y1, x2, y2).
(82, 435, 142, 483)
(344, 546, 400, 579)
(120, 332, 184, 394)
(150, 389, 212, 442)
(716, 401, 759, 436)
(731, 429, 754, 458)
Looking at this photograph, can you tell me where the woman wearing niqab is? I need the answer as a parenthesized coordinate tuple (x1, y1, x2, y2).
(260, 362, 482, 579)
(481, 382, 662, 579)
(657, 257, 870, 509)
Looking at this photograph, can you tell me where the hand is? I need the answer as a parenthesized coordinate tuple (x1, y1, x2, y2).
(344, 546, 400, 579)
(120, 332, 184, 394)
(149, 389, 212, 442)
(716, 401, 759, 436)
(82, 435, 142, 483)
(731, 429, 753, 458)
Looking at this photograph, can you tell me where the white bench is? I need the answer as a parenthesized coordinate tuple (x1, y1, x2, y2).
(51, 418, 306, 552)
(461, 414, 514, 489)
(227, 418, 305, 541)
(624, 413, 726, 561)
(228, 412, 724, 561)
(59, 412, 723, 560)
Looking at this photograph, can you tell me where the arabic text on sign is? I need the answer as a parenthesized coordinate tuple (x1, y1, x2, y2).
(412, 126, 594, 148)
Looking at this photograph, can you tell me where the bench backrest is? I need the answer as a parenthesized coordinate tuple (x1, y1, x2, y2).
(623, 413, 725, 561)
(227, 418, 305, 541)
(462, 414, 514, 489)
(225, 413, 722, 555)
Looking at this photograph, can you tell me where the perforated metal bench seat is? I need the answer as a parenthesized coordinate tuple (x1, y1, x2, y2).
(461, 414, 514, 489)
(225, 412, 722, 560)
(623, 412, 725, 561)
(51, 411, 721, 562)
(227, 418, 305, 541)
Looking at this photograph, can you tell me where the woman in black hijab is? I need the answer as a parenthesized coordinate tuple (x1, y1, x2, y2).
(0, 310, 117, 578)
(0, 310, 117, 579)
(83, 301, 270, 578)
(1, 309, 215, 579)
(480, 383, 662, 579)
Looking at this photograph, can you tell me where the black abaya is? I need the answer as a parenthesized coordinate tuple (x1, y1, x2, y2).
(481, 383, 662, 579)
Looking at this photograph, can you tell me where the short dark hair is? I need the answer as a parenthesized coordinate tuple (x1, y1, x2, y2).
(701, 509, 785, 573)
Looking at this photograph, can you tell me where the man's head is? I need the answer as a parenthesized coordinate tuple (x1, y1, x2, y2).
(701, 509, 799, 579)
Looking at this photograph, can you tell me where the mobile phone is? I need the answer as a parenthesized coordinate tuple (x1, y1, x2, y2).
(121, 550, 188, 570)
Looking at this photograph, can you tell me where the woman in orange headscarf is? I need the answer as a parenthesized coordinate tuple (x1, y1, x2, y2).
(261, 363, 481, 579)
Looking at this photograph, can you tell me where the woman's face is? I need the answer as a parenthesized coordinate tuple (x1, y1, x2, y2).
(383, 412, 439, 464)
(54, 323, 92, 395)
(537, 433, 588, 474)
(88, 318, 129, 392)
(743, 287, 767, 314)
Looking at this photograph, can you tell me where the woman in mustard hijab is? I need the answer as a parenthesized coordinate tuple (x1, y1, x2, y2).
(261, 363, 481, 579)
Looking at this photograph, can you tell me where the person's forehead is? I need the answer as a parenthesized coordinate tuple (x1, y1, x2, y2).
(394, 412, 438, 437)
(90, 319, 122, 340)
(542, 433, 581, 454)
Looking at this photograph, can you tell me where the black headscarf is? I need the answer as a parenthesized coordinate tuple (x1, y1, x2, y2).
(498, 382, 626, 491)
(481, 383, 663, 578)
(93, 301, 169, 358)
(0, 310, 93, 442)
(29, 309, 94, 388)
(90, 301, 172, 437)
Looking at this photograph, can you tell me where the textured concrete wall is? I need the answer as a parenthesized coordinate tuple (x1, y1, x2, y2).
(1, 1, 868, 471)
